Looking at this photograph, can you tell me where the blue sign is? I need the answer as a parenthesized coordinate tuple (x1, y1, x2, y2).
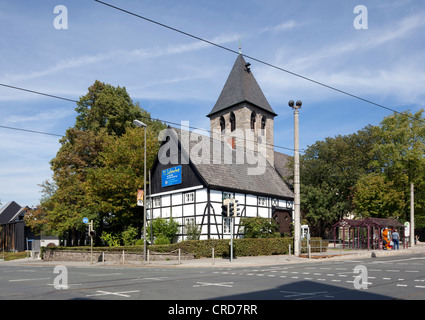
(82, 217, 89, 224)
(162, 166, 182, 187)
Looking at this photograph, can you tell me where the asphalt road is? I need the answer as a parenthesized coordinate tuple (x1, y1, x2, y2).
(1, 253, 425, 302)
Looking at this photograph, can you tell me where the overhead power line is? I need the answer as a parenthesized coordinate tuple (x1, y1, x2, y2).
(93, 0, 401, 116)
(0, 125, 63, 137)
(0, 83, 299, 152)
(0, 83, 78, 103)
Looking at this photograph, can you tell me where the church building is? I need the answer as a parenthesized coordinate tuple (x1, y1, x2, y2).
(146, 54, 294, 240)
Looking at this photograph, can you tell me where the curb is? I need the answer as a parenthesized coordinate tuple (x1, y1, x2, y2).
(2, 245, 424, 268)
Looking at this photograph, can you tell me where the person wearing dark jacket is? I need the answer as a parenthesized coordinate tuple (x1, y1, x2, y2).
(392, 229, 400, 250)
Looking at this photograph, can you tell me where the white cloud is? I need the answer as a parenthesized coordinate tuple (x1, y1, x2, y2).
(2, 32, 242, 87)
(261, 21, 297, 33)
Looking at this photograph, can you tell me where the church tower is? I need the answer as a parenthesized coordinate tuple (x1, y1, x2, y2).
(207, 54, 277, 167)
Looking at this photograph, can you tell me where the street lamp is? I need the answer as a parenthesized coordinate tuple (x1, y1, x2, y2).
(288, 100, 302, 257)
(133, 119, 148, 262)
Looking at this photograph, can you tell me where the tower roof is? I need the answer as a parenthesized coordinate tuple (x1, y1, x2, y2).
(207, 55, 277, 117)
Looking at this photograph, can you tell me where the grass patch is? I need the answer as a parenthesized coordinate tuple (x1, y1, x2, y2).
(0, 251, 28, 261)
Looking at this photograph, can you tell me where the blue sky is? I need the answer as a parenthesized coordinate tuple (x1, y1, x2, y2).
(1, 0, 425, 207)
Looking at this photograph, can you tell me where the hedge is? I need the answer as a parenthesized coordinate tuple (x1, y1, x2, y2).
(149, 237, 294, 258)
(47, 238, 294, 258)
(46, 237, 328, 258)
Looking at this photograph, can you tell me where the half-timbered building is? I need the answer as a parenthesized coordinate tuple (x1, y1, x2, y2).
(146, 54, 294, 240)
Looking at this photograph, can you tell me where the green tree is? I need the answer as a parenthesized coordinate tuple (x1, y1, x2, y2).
(367, 110, 425, 223)
(122, 226, 139, 246)
(28, 81, 165, 243)
(240, 217, 280, 238)
(84, 122, 165, 236)
(299, 126, 377, 236)
(147, 218, 179, 243)
(184, 218, 201, 240)
(353, 173, 406, 219)
(75, 80, 143, 136)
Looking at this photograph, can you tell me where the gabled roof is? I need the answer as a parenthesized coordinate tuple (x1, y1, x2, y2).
(167, 127, 293, 199)
(333, 217, 404, 228)
(0, 201, 22, 224)
(207, 55, 277, 117)
(274, 151, 292, 181)
(363, 217, 404, 228)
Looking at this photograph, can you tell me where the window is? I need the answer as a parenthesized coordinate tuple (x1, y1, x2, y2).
(261, 116, 266, 135)
(250, 111, 256, 131)
(223, 192, 234, 200)
(223, 217, 231, 234)
(184, 192, 195, 204)
(230, 112, 236, 132)
(152, 197, 161, 208)
(220, 116, 225, 132)
(258, 197, 267, 206)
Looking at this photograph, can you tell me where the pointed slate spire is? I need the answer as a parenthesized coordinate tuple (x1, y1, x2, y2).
(207, 55, 277, 118)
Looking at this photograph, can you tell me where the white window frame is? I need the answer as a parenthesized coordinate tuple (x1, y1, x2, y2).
(152, 196, 161, 208)
(258, 197, 267, 207)
(223, 192, 235, 200)
(183, 191, 195, 204)
(223, 217, 231, 234)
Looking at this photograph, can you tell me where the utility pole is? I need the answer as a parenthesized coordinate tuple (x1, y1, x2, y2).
(410, 183, 415, 247)
(289, 100, 302, 257)
(133, 119, 148, 262)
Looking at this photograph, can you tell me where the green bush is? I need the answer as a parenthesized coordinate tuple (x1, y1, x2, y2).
(149, 237, 293, 258)
(147, 218, 179, 243)
(154, 234, 171, 245)
(239, 217, 281, 238)
(122, 226, 138, 246)
(100, 232, 121, 247)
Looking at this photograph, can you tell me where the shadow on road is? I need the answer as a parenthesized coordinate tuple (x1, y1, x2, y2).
(211, 280, 391, 300)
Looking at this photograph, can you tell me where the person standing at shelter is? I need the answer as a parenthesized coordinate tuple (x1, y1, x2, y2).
(392, 229, 400, 250)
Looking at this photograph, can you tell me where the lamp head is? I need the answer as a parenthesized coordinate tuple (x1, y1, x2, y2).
(133, 119, 147, 128)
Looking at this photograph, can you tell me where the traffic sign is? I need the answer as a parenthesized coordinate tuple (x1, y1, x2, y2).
(404, 222, 410, 237)
(83, 217, 89, 224)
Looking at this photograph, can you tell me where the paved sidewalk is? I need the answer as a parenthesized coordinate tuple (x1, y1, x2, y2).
(2, 244, 425, 268)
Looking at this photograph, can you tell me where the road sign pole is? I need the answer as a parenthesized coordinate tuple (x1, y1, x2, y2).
(90, 220, 93, 264)
(230, 216, 233, 262)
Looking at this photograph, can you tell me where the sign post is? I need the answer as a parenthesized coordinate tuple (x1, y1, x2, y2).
(404, 221, 410, 248)
(83, 218, 94, 264)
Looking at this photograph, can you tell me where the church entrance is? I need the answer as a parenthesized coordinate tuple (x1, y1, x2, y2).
(272, 208, 292, 235)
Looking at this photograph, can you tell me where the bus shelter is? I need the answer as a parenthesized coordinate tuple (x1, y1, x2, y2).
(333, 217, 404, 250)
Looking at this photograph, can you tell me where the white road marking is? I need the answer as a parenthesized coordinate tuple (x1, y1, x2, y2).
(9, 277, 50, 282)
(193, 282, 234, 288)
(86, 290, 140, 298)
(280, 290, 328, 298)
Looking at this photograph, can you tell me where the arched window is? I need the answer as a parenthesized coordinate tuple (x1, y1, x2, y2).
(261, 116, 266, 135)
(250, 111, 256, 131)
(220, 116, 225, 132)
(230, 112, 236, 132)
